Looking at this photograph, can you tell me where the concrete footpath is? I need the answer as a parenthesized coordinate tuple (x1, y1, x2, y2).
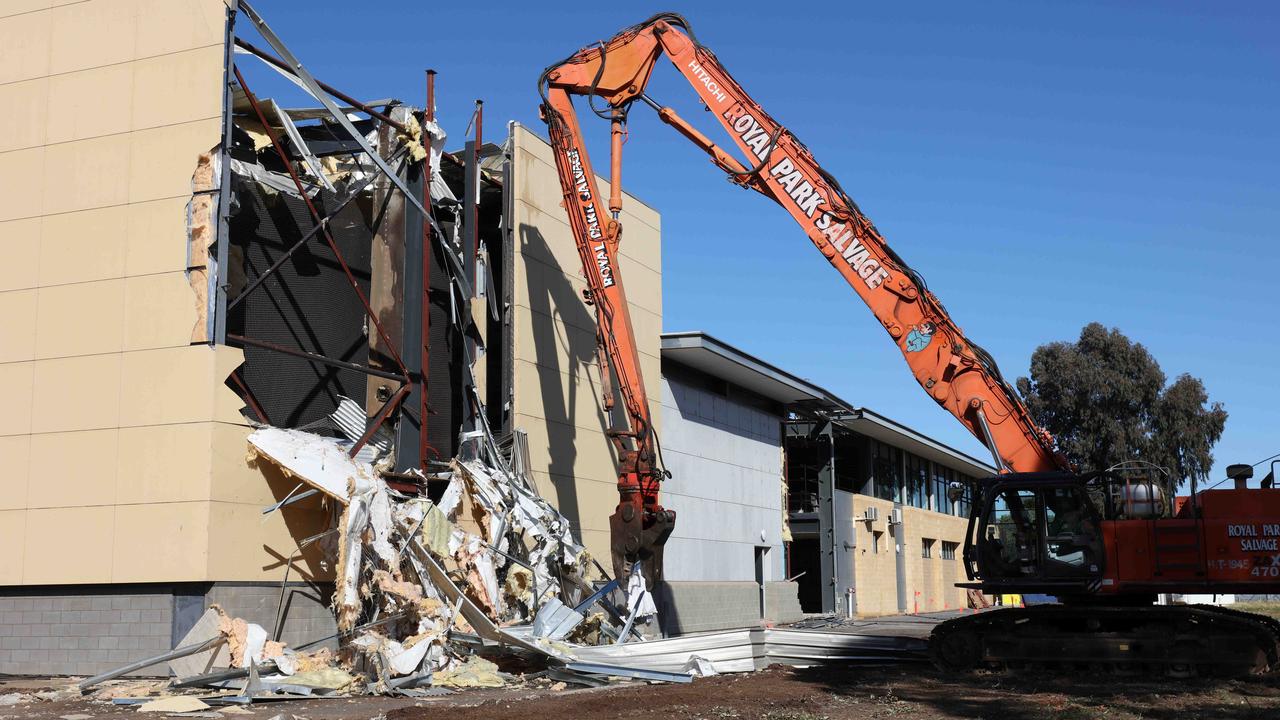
(786, 609, 974, 639)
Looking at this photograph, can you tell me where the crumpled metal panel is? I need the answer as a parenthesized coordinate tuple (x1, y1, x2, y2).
(564, 627, 926, 675)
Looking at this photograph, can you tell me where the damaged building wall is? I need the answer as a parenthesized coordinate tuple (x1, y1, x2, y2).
(507, 124, 663, 563)
(0, 0, 330, 593)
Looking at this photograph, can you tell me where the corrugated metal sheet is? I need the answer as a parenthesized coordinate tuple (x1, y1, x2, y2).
(562, 627, 926, 675)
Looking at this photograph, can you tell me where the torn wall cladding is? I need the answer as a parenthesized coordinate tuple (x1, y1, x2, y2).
(214, 88, 508, 471)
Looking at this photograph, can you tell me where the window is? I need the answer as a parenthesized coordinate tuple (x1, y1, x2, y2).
(905, 452, 929, 509)
(932, 464, 954, 513)
(941, 541, 959, 560)
(954, 474, 974, 518)
(872, 441, 901, 502)
(833, 430, 864, 493)
(984, 489, 1040, 573)
(872, 530, 883, 554)
(922, 538, 935, 559)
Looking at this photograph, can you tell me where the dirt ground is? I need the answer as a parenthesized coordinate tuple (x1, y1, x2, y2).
(6, 604, 1279, 720)
(387, 665, 1280, 720)
(6, 664, 1280, 720)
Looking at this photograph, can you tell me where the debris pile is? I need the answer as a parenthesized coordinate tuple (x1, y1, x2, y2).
(74, 416, 665, 706)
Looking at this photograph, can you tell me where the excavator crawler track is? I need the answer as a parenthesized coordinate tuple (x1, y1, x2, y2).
(929, 605, 1280, 677)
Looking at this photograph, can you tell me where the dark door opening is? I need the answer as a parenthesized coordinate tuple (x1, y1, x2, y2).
(790, 537, 823, 613)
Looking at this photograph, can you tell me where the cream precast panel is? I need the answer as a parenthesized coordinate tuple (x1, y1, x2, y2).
(42, 134, 134, 216)
(33, 278, 126, 359)
(122, 271, 201, 351)
(135, 0, 228, 59)
(210, 422, 294, 505)
(23, 506, 115, 585)
(0, 78, 50, 153)
(0, 362, 34, 436)
(27, 429, 120, 509)
(0, 218, 42, 292)
(130, 46, 224, 131)
(0, 511, 24, 584)
(37, 205, 130, 287)
(0, 435, 31, 511)
(112, 502, 210, 582)
(0, 147, 46, 223)
(128, 119, 222, 204)
(0, 0, 279, 586)
(117, 423, 215, 505)
(0, 1, 53, 20)
(48, 0, 139, 75)
(852, 494, 898, 616)
(124, 197, 190, 276)
(45, 62, 136, 145)
(0, 8, 52, 84)
(512, 358, 611, 437)
(118, 345, 246, 428)
(0, 289, 38, 363)
(31, 353, 123, 434)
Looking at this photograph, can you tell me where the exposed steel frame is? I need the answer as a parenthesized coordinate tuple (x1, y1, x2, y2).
(225, 60, 425, 461)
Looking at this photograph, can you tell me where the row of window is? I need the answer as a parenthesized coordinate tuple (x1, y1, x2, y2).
(921, 538, 959, 560)
(872, 440, 976, 517)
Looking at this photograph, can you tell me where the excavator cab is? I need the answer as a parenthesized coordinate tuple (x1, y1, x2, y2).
(963, 472, 1106, 595)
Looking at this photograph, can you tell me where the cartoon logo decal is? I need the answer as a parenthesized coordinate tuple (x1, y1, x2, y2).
(905, 322, 935, 352)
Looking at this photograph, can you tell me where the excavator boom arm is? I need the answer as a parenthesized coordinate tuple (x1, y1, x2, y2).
(540, 13, 1063, 581)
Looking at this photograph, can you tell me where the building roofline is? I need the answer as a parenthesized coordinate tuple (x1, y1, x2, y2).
(660, 330, 854, 410)
(661, 330, 995, 476)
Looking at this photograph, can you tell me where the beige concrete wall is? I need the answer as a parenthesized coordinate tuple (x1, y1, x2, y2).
(848, 495, 969, 616)
(901, 505, 968, 613)
(0, 0, 329, 586)
(509, 124, 662, 563)
(851, 495, 898, 615)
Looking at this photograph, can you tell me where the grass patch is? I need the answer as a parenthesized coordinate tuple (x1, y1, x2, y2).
(1235, 602, 1280, 620)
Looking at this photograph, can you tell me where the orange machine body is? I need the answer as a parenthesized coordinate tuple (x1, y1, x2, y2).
(1102, 489, 1280, 595)
(539, 14, 1276, 600)
(539, 13, 1061, 580)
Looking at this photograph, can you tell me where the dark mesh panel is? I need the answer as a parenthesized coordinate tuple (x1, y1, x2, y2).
(226, 175, 372, 429)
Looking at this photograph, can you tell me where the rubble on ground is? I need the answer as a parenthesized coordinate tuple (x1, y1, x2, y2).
(74, 405, 667, 707)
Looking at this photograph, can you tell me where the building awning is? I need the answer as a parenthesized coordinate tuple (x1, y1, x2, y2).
(661, 331, 852, 408)
(661, 331, 995, 477)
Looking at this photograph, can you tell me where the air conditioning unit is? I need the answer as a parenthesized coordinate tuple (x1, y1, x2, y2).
(890, 507, 904, 526)
(862, 506, 879, 522)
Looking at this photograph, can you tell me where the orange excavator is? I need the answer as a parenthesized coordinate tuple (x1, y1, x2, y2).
(539, 12, 1280, 674)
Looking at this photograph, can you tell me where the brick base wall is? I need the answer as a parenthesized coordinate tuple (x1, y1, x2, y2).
(0, 586, 173, 677)
(0, 582, 335, 677)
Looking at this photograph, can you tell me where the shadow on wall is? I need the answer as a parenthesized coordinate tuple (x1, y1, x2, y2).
(250, 453, 333, 584)
(518, 223, 621, 537)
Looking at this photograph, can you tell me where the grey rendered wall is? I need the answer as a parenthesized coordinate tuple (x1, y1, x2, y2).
(658, 375, 785, 582)
(657, 581, 804, 635)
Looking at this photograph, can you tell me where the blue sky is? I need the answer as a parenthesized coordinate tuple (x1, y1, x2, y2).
(242, 1, 1279, 486)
